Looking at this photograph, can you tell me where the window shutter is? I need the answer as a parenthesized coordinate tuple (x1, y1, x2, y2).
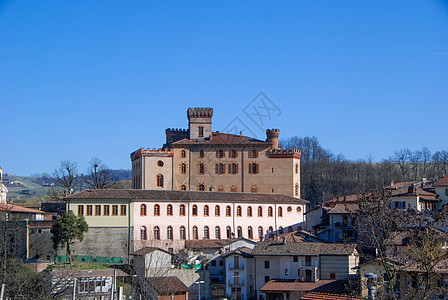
(248, 163, 252, 174)
(222, 164, 226, 174)
(215, 164, 219, 174)
(228, 164, 231, 173)
(216, 150, 219, 158)
(256, 164, 259, 174)
(236, 164, 239, 174)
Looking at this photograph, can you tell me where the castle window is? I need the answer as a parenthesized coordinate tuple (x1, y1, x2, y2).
(103, 205, 109, 216)
(247, 206, 252, 217)
(229, 163, 238, 174)
(249, 150, 258, 158)
(157, 160, 164, 167)
(226, 226, 232, 239)
(95, 205, 102, 216)
(199, 126, 204, 137)
(86, 205, 92, 216)
(295, 183, 299, 196)
(140, 204, 147, 216)
(179, 204, 185, 216)
(181, 163, 187, 174)
(268, 206, 273, 217)
(112, 205, 118, 216)
(141, 226, 147, 240)
(248, 226, 253, 239)
(237, 226, 242, 238)
(215, 226, 221, 239)
(192, 205, 198, 216)
(295, 163, 299, 174)
(204, 205, 209, 216)
(258, 226, 263, 238)
(180, 226, 186, 240)
(154, 226, 160, 240)
(204, 226, 210, 239)
(279, 226, 283, 234)
(236, 206, 242, 217)
(230, 150, 237, 158)
(268, 226, 273, 233)
(181, 150, 186, 158)
(226, 206, 231, 217)
(181, 185, 187, 191)
(199, 164, 205, 174)
(198, 184, 205, 191)
(278, 207, 283, 217)
(120, 205, 127, 216)
(199, 150, 204, 158)
(154, 204, 160, 216)
(77, 205, 84, 216)
(258, 206, 263, 217)
(167, 226, 173, 240)
(167, 204, 173, 216)
(216, 163, 225, 174)
(193, 226, 198, 239)
(248, 163, 259, 174)
(216, 150, 225, 158)
(157, 174, 164, 187)
(215, 205, 220, 216)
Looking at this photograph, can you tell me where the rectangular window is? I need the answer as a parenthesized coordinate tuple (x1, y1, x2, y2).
(285, 268, 289, 276)
(120, 205, 127, 216)
(86, 205, 92, 216)
(198, 126, 204, 137)
(112, 205, 118, 216)
(264, 276, 270, 283)
(95, 205, 101, 216)
(249, 150, 258, 158)
(103, 205, 110, 216)
(330, 273, 336, 279)
(77, 205, 84, 216)
(293, 256, 298, 262)
(445, 188, 448, 196)
(264, 260, 270, 269)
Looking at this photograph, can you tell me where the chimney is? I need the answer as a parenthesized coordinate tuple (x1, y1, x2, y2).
(266, 129, 280, 149)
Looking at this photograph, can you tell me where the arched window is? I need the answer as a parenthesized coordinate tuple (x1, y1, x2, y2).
(179, 204, 186, 216)
(248, 226, 253, 239)
(231, 163, 238, 174)
(192, 205, 198, 216)
(237, 226, 242, 238)
(154, 204, 160, 216)
(258, 226, 263, 239)
(181, 150, 186, 158)
(226, 206, 231, 217)
(236, 206, 242, 217)
(167, 204, 173, 216)
(193, 226, 198, 239)
(295, 183, 299, 196)
(156, 174, 164, 187)
(215, 226, 221, 239)
(215, 205, 220, 216)
(226, 226, 232, 239)
(199, 150, 204, 158)
(258, 206, 263, 217)
(141, 226, 147, 240)
(247, 206, 252, 217)
(204, 205, 209, 216)
(288, 226, 293, 232)
(180, 226, 186, 240)
(181, 185, 187, 191)
(181, 163, 187, 174)
(279, 226, 283, 234)
(268, 206, 273, 217)
(269, 226, 273, 232)
(167, 226, 173, 240)
(204, 226, 210, 239)
(140, 204, 147, 216)
(154, 226, 160, 240)
(199, 164, 205, 174)
(278, 207, 283, 217)
(198, 184, 205, 191)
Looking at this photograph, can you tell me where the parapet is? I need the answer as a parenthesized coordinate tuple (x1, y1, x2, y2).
(269, 149, 301, 159)
(187, 108, 213, 119)
(131, 148, 174, 160)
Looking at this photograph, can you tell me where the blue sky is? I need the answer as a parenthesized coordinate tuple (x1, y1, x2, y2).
(1, 1, 448, 176)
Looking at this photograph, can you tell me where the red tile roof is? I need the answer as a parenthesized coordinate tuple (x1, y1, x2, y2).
(146, 276, 189, 294)
(260, 279, 346, 293)
(435, 176, 448, 187)
(130, 247, 172, 256)
(170, 132, 270, 146)
(51, 268, 128, 278)
(0, 203, 44, 214)
(301, 292, 363, 300)
(185, 239, 234, 249)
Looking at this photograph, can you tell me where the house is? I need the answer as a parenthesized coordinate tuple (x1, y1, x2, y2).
(145, 276, 189, 300)
(222, 247, 255, 300)
(435, 176, 448, 207)
(0, 203, 45, 221)
(250, 232, 358, 300)
(130, 247, 174, 278)
(131, 107, 302, 199)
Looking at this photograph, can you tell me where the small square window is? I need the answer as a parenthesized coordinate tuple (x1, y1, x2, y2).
(264, 260, 270, 269)
(330, 273, 336, 279)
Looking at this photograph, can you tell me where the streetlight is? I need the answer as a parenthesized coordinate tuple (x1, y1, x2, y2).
(194, 280, 205, 300)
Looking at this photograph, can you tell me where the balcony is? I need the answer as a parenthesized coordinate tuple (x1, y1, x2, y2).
(298, 261, 319, 269)
(228, 263, 245, 270)
(228, 279, 244, 286)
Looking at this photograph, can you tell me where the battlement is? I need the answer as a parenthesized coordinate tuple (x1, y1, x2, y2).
(131, 148, 174, 160)
(269, 148, 301, 159)
(266, 128, 280, 149)
(187, 108, 213, 119)
(266, 128, 280, 136)
(166, 128, 189, 145)
(166, 128, 189, 133)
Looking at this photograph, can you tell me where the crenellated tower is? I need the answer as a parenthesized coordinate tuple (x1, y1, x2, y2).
(187, 108, 213, 140)
(266, 129, 280, 149)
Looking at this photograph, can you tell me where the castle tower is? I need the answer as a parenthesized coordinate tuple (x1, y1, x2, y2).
(187, 108, 213, 140)
(0, 167, 6, 204)
(266, 129, 280, 149)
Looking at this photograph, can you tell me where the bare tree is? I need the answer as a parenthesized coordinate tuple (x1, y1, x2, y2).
(49, 160, 81, 202)
(393, 149, 411, 181)
(84, 157, 116, 189)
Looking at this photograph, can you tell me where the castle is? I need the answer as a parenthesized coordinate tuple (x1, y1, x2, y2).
(131, 108, 301, 198)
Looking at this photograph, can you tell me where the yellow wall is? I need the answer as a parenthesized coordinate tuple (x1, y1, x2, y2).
(68, 199, 132, 227)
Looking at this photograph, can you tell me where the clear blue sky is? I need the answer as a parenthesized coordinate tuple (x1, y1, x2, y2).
(1, 1, 447, 176)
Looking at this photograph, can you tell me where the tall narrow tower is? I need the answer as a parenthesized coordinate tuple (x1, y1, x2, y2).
(0, 167, 6, 204)
(187, 108, 213, 140)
